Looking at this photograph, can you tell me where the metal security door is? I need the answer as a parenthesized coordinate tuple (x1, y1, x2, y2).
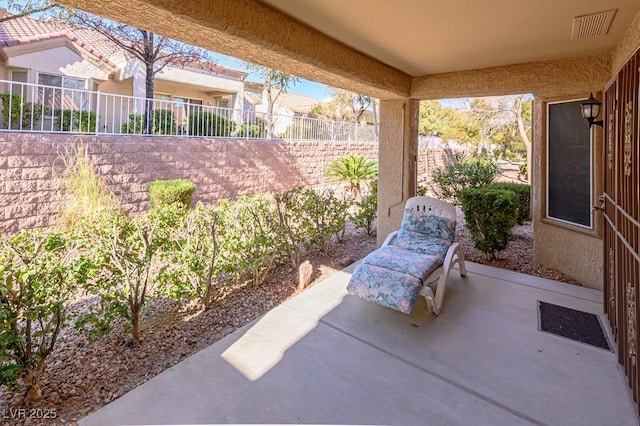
(603, 50, 640, 413)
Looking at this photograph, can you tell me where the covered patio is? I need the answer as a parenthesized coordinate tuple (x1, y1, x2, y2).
(79, 262, 636, 425)
(54, 0, 640, 421)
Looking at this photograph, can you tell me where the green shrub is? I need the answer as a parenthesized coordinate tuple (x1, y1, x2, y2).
(273, 187, 313, 271)
(120, 109, 178, 135)
(351, 180, 377, 236)
(187, 111, 235, 136)
(486, 182, 530, 224)
(237, 119, 267, 138)
(431, 153, 499, 204)
(78, 210, 173, 344)
(121, 113, 144, 134)
(0, 230, 94, 400)
(165, 203, 232, 310)
(219, 193, 280, 286)
(460, 187, 518, 260)
(0, 93, 44, 129)
(53, 109, 97, 132)
(302, 188, 349, 252)
(152, 109, 178, 135)
(148, 179, 196, 212)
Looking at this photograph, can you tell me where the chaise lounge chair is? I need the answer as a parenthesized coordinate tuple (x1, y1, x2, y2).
(347, 196, 467, 315)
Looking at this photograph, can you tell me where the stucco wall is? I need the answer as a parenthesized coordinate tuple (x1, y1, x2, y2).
(0, 133, 451, 234)
(5, 43, 108, 81)
(612, 9, 640, 76)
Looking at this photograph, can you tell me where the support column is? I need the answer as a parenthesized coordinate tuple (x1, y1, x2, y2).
(377, 99, 419, 246)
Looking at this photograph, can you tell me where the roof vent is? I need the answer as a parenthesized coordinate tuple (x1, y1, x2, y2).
(572, 9, 617, 40)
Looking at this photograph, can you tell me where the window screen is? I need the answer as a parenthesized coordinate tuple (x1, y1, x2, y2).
(546, 100, 592, 228)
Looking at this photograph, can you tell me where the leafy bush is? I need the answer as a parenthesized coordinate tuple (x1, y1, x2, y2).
(120, 114, 144, 134)
(164, 203, 232, 310)
(431, 153, 499, 204)
(0, 93, 44, 129)
(79, 210, 173, 344)
(153, 109, 178, 135)
(326, 155, 378, 199)
(53, 109, 97, 132)
(120, 109, 178, 135)
(273, 188, 313, 271)
(302, 188, 349, 252)
(148, 179, 196, 212)
(351, 180, 377, 235)
(486, 182, 530, 224)
(0, 231, 94, 401)
(219, 193, 280, 286)
(460, 187, 518, 260)
(237, 119, 267, 138)
(187, 111, 235, 136)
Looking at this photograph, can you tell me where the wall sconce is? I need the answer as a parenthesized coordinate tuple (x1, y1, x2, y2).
(580, 93, 603, 128)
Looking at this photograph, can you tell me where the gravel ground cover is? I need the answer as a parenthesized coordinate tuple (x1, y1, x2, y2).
(0, 215, 580, 425)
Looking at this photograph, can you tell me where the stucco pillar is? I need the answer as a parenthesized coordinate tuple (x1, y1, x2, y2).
(377, 99, 419, 246)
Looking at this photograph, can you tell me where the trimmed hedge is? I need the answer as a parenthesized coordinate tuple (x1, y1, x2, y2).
(460, 187, 518, 260)
(486, 182, 530, 224)
(148, 179, 196, 211)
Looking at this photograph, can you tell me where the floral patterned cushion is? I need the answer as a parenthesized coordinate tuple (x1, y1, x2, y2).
(391, 229, 452, 260)
(362, 245, 442, 280)
(347, 263, 422, 314)
(400, 209, 456, 241)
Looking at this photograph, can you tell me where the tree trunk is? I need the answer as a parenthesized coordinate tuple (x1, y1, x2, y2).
(145, 61, 154, 135)
(372, 100, 379, 140)
(144, 33, 155, 135)
(514, 96, 531, 182)
(131, 307, 140, 342)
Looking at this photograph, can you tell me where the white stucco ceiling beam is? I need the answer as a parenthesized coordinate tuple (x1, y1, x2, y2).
(411, 53, 612, 100)
(54, 0, 412, 100)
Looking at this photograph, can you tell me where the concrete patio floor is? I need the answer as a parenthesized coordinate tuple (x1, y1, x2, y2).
(80, 262, 638, 426)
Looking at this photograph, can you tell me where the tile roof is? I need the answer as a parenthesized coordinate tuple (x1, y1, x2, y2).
(0, 15, 119, 68)
(0, 14, 247, 80)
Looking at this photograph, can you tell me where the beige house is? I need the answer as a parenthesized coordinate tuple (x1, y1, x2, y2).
(0, 11, 247, 131)
(244, 80, 317, 135)
(42, 0, 640, 411)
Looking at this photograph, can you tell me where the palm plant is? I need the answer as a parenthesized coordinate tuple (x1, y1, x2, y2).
(326, 155, 378, 199)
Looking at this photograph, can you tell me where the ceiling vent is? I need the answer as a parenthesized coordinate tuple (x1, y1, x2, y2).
(572, 9, 617, 40)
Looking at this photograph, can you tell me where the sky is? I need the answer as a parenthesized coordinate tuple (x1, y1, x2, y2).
(208, 52, 334, 102)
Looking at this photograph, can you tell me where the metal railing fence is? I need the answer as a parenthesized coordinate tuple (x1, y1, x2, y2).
(0, 79, 378, 142)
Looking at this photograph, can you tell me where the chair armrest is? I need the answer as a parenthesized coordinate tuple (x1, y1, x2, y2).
(381, 231, 399, 247)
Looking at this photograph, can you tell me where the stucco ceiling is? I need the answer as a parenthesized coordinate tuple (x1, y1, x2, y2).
(261, 0, 640, 76)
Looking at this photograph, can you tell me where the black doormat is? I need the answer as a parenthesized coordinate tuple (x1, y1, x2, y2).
(538, 301, 611, 351)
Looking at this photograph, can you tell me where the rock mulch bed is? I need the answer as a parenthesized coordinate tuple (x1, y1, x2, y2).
(0, 217, 580, 425)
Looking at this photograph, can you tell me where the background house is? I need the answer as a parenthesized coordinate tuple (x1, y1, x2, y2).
(0, 10, 248, 132)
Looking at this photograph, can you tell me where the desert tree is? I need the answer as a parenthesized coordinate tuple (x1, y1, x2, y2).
(248, 65, 300, 138)
(64, 10, 210, 134)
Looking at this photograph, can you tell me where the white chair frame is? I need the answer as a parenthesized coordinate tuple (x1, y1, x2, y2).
(381, 196, 467, 315)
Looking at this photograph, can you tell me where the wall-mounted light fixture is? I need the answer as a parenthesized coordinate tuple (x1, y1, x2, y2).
(580, 93, 603, 128)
